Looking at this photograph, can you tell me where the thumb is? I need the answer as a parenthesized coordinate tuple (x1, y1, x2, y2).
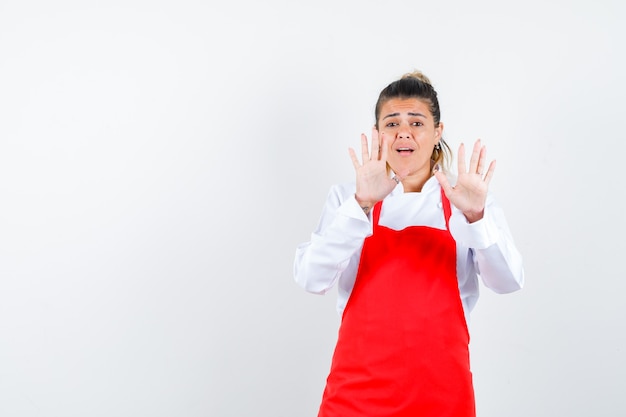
(390, 170, 409, 188)
(392, 168, 410, 182)
(434, 171, 453, 196)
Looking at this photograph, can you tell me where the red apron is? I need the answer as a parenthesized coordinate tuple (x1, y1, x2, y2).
(318, 189, 475, 417)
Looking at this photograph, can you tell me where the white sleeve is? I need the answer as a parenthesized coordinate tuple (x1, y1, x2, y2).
(449, 194, 525, 294)
(293, 184, 372, 295)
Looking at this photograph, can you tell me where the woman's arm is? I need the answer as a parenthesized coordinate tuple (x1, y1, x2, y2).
(450, 195, 525, 293)
(293, 184, 372, 295)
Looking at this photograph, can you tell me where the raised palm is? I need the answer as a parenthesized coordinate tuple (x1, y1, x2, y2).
(349, 129, 400, 208)
(435, 139, 496, 223)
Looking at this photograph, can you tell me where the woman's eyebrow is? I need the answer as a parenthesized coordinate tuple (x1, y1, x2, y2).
(383, 112, 427, 119)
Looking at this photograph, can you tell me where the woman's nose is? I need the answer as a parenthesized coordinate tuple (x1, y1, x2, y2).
(397, 127, 412, 139)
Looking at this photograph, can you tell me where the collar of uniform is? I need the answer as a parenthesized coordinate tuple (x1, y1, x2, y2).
(388, 172, 441, 196)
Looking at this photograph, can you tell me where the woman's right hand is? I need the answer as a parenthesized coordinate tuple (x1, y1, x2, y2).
(349, 128, 400, 214)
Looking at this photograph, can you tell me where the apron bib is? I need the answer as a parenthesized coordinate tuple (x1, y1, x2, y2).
(318, 189, 475, 417)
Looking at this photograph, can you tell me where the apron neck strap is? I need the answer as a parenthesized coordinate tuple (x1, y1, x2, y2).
(441, 187, 452, 230)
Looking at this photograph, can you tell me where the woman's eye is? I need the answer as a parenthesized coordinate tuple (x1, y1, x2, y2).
(412, 122, 423, 127)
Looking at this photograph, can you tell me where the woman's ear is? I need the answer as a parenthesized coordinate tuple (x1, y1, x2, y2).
(435, 122, 444, 138)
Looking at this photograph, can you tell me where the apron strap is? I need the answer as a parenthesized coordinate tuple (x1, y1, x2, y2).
(372, 200, 383, 226)
(441, 187, 452, 230)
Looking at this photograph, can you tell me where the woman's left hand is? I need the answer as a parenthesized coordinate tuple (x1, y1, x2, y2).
(434, 139, 496, 223)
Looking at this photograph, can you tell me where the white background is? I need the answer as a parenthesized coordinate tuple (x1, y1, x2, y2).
(1, 0, 624, 416)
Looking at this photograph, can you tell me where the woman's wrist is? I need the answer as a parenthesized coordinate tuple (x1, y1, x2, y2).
(463, 210, 484, 224)
(355, 195, 374, 215)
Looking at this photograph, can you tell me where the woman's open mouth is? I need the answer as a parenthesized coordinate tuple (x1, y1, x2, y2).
(396, 147, 414, 154)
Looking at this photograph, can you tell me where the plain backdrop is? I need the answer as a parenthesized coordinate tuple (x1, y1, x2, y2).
(1, 0, 624, 416)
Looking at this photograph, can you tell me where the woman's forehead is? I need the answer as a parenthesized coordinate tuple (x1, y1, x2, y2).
(380, 98, 432, 118)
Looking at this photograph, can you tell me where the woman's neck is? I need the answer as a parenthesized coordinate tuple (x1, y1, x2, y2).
(400, 169, 433, 193)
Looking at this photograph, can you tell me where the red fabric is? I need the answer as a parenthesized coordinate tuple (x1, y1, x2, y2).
(318, 189, 475, 417)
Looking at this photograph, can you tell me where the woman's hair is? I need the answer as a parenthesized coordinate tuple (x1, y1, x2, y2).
(375, 70, 452, 171)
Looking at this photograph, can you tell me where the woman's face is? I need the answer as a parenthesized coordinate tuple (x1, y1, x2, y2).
(377, 98, 443, 178)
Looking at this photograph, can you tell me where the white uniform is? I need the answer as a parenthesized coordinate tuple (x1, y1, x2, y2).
(294, 175, 525, 320)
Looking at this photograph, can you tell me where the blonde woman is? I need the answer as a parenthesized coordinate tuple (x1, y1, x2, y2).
(294, 71, 524, 417)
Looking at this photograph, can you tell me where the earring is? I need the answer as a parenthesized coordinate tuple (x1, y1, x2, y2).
(434, 142, 441, 151)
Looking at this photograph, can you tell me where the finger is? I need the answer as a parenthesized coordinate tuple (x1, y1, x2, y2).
(483, 159, 497, 185)
(434, 171, 453, 196)
(476, 145, 487, 175)
(468, 139, 481, 174)
(379, 131, 388, 162)
(371, 127, 380, 160)
(457, 142, 467, 174)
(360, 133, 369, 162)
(349, 147, 361, 170)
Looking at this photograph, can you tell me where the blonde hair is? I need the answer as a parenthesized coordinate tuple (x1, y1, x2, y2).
(401, 70, 433, 85)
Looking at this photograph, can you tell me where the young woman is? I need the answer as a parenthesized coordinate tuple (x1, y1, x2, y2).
(294, 71, 524, 417)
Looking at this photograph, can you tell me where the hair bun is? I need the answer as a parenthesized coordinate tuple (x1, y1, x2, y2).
(401, 70, 432, 86)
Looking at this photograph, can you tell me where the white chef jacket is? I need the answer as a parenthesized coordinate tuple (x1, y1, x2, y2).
(293, 175, 524, 322)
